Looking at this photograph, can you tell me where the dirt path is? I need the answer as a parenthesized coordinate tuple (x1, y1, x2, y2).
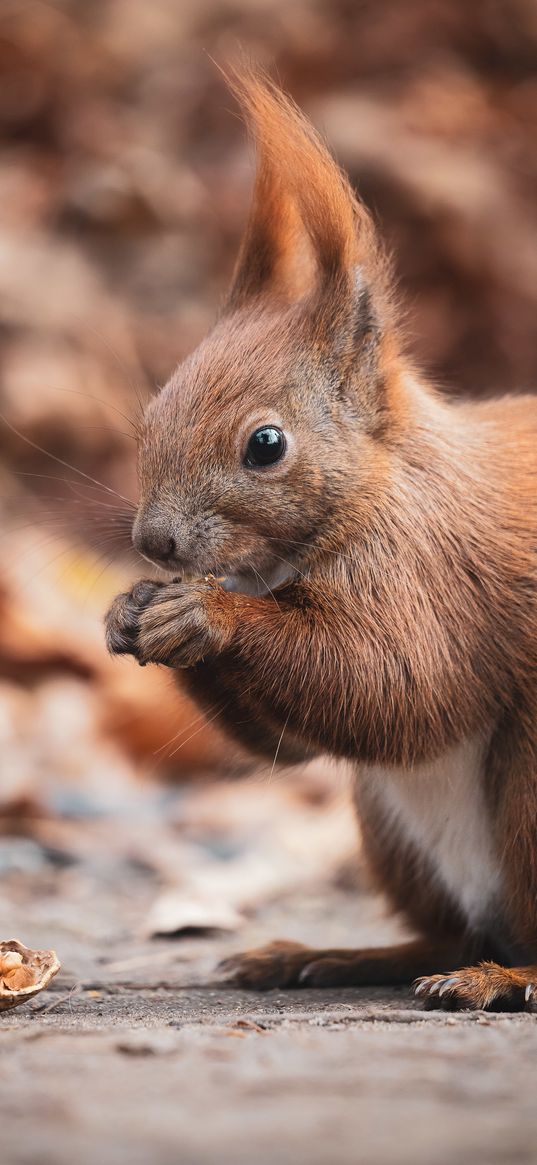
(3, 883, 537, 1165)
(3, 983, 537, 1165)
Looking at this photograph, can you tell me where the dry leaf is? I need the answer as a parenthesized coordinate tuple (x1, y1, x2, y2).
(146, 890, 243, 938)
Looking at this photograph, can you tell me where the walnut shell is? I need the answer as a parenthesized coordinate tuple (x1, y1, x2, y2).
(0, 940, 61, 1011)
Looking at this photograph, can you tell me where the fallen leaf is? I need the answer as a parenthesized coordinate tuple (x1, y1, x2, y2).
(146, 890, 243, 938)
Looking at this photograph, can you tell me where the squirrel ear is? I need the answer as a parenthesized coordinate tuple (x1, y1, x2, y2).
(223, 68, 389, 318)
(224, 147, 313, 309)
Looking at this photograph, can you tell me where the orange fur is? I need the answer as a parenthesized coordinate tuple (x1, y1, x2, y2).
(106, 70, 537, 1010)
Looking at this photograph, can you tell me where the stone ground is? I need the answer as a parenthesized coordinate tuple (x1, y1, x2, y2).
(2, 865, 537, 1165)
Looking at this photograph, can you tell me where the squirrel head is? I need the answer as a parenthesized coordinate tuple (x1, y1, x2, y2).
(134, 69, 405, 593)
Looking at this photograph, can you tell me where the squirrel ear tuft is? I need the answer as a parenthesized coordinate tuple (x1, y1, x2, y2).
(223, 66, 388, 315)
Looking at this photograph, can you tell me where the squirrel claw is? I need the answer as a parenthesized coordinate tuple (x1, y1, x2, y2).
(414, 974, 462, 1004)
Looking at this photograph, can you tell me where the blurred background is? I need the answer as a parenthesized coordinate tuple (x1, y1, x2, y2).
(1, 0, 536, 970)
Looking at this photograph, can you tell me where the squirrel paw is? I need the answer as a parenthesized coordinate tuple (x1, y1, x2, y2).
(105, 578, 236, 668)
(105, 579, 163, 659)
(216, 941, 313, 990)
(215, 942, 370, 989)
(414, 962, 537, 1011)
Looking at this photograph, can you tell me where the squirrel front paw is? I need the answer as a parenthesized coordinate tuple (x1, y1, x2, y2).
(105, 578, 237, 668)
(105, 579, 162, 659)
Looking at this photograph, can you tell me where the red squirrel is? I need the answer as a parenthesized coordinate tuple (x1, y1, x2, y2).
(106, 70, 537, 1010)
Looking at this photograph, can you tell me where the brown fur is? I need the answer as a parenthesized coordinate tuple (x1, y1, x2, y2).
(105, 69, 537, 1011)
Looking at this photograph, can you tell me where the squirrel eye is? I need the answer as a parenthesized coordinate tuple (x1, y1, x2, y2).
(244, 426, 286, 468)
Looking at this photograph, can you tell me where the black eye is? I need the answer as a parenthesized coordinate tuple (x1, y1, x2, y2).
(244, 426, 286, 468)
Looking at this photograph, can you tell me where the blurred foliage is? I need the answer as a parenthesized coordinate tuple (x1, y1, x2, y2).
(0, 0, 536, 790)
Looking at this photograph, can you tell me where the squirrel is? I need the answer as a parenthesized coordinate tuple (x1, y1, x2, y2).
(105, 69, 537, 1011)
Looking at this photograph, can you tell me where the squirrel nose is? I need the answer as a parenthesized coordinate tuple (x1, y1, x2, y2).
(133, 521, 177, 565)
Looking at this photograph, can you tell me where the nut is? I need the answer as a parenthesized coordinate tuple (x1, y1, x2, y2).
(0, 950, 36, 990)
(0, 940, 61, 1011)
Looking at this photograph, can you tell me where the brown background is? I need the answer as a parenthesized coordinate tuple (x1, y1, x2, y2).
(0, 0, 536, 782)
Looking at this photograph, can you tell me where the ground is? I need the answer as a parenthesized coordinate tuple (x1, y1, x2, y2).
(2, 843, 536, 1165)
(1, 4, 537, 1162)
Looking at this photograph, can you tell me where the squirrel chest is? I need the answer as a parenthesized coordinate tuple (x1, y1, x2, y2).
(357, 736, 502, 930)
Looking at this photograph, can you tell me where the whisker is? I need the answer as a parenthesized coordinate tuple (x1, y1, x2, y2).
(15, 471, 137, 513)
(69, 321, 149, 421)
(153, 698, 227, 757)
(268, 711, 292, 782)
(46, 385, 142, 436)
(14, 470, 135, 507)
(266, 550, 336, 606)
(269, 549, 308, 582)
(264, 533, 358, 566)
(248, 562, 280, 606)
(0, 412, 136, 509)
(11, 541, 80, 591)
(4, 525, 134, 583)
(166, 701, 228, 761)
(64, 424, 136, 441)
(4, 504, 134, 546)
(33, 509, 133, 533)
(76, 549, 124, 610)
